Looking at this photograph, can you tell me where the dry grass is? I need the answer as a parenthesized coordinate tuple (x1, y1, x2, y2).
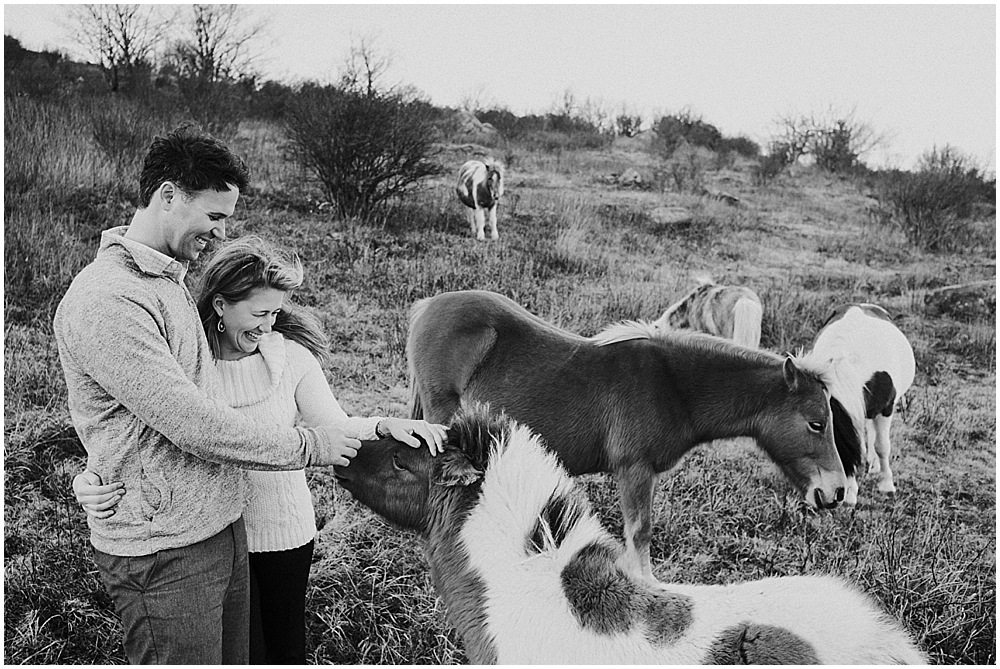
(4, 105, 995, 665)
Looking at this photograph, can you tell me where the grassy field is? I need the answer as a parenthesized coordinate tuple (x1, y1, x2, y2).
(4, 105, 995, 664)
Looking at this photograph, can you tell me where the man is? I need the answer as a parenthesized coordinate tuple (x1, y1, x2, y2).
(53, 126, 359, 664)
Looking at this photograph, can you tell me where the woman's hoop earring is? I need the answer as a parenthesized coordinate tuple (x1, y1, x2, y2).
(217, 320, 226, 333)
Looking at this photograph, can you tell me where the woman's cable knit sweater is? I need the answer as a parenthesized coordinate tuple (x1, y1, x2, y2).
(216, 332, 381, 553)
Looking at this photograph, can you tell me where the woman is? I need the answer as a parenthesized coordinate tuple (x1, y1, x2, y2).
(74, 236, 446, 664)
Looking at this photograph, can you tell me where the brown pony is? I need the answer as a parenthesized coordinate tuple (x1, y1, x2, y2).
(407, 290, 862, 580)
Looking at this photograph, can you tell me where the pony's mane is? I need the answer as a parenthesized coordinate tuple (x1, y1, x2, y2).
(790, 349, 867, 435)
(589, 319, 663, 345)
(452, 404, 608, 557)
(483, 158, 505, 176)
(591, 320, 779, 367)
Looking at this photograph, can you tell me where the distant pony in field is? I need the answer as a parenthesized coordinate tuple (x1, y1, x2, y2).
(334, 405, 928, 665)
(407, 290, 864, 581)
(810, 303, 916, 504)
(653, 279, 763, 349)
(456, 159, 505, 241)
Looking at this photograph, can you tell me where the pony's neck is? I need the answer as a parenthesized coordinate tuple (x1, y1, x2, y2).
(669, 355, 779, 443)
(425, 495, 498, 664)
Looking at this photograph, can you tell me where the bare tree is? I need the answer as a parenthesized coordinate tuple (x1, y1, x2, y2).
(69, 4, 166, 91)
(772, 106, 890, 170)
(170, 4, 266, 83)
(340, 33, 394, 97)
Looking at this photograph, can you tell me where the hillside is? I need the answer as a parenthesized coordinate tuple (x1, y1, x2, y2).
(4, 116, 995, 664)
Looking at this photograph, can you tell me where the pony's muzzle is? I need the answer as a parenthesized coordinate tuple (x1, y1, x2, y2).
(812, 486, 845, 510)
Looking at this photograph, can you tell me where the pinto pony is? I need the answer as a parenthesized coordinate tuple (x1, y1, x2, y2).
(456, 159, 505, 241)
(407, 290, 864, 580)
(653, 279, 763, 349)
(810, 303, 916, 504)
(334, 406, 927, 665)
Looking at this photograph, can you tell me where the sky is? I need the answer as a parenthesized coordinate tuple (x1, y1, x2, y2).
(4, 3, 996, 171)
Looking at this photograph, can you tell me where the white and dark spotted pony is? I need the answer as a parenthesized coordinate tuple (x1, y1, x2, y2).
(456, 159, 505, 241)
(334, 405, 928, 665)
(654, 279, 763, 349)
(810, 303, 916, 504)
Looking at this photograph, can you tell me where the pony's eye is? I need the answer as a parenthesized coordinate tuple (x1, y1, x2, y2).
(807, 421, 825, 433)
(391, 453, 406, 471)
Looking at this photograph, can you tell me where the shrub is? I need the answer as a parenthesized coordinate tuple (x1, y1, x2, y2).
(751, 142, 793, 186)
(813, 120, 858, 173)
(614, 113, 642, 138)
(652, 110, 723, 157)
(247, 80, 295, 121)
(473, 107, 611, 152)
(284, 85, 443, 217)
(659, 145, 708, 193)
(718, 135, 760, 158)
(870, 146, 995, 252)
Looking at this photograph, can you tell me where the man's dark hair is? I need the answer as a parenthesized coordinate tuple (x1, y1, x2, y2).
(138, 124, 251, 208)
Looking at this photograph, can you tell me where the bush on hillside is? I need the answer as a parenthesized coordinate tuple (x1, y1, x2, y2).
(870, 146, 995, 253)
(284, 85, 443, 217)
(813, 119, 859, 173)
(718, 135, 760, 159)
(474, 107, 612, 152)
(614, 113, 643, 138)
(652, 110, 724, 158)
(750, 142, 795, 186)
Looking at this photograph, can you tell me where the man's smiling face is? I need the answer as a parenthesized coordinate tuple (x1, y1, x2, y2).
(162, 182, 240, 261)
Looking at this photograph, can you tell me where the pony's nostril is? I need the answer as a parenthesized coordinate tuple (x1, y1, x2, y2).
(835, 487, 845, 503)
(814, 488, 824, 508)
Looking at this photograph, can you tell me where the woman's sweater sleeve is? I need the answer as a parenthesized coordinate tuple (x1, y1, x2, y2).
(292, 345, 382, 440)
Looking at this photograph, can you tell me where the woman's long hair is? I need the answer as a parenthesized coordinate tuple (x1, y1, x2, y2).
(196, 236, 329, 361)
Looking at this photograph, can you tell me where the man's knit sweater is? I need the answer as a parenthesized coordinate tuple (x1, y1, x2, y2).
(53, 228, 329, 557)
(217, 332, 381, 552)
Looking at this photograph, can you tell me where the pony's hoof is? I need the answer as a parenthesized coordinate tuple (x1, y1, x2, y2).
(877, 481, 897, 495)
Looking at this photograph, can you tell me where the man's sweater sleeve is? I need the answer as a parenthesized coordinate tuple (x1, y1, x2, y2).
(63, 291, 320, 470)
(292, 345, 381, 440)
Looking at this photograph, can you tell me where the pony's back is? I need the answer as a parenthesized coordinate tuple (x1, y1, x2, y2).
(813, 305, 915, 395)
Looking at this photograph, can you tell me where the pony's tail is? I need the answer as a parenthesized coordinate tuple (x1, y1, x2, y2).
(732, 297, 763, 349)
(407, 298, 429, 421)
(409, 381, 424, 420)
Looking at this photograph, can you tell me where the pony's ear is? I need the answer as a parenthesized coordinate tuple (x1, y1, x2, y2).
(782, 357, 800, 391)
(433, 449, 484, 487)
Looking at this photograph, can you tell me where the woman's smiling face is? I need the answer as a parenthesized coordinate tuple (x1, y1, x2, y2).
(215, 287, 287, 360)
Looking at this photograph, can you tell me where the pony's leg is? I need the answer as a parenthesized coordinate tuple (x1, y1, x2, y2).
(872, 414, 896, 494)
(474, 208, 487, 241)
(844, 474, 859, 506)
(488, 205, 499, 240)
(864, 420, 880, 475)
(615, 465, 657, 581)
(466, 209, 478, 237)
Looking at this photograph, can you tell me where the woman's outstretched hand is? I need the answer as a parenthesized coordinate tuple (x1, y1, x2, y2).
(378, 418, 448, 456)
(73, 470, 125, 519)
